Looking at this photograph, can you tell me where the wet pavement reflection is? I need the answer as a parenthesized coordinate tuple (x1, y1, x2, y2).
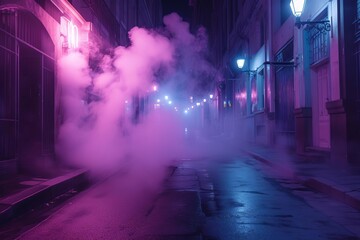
(180, 156, 360, 240)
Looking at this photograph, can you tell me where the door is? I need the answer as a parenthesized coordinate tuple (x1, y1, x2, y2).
(313, 64, 330, 148)
(275, 66, 295, 149)
(19, 44, 42, 166)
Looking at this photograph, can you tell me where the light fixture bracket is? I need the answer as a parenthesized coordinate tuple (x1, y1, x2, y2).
(295, 17, 331, 33)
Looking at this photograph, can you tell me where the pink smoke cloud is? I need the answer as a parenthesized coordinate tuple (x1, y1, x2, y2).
(56, 13, 219, 188)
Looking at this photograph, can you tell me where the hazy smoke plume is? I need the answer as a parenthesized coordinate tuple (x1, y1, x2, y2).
(57, 13, 217, 185)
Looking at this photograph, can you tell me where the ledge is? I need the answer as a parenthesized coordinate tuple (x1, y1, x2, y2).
(326, 99, 346, 114)
(294, 107, 312, 118)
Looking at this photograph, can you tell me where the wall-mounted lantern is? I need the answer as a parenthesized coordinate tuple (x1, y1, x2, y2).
(236, 58, 245, 69)
(236, 58, 256, 74)
(289, 0, 331, 32)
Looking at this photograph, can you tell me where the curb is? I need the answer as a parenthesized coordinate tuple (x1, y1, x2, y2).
(0, 169, 89, 224)
(303, 178, 360, 211)
(242, 149, 360, 211)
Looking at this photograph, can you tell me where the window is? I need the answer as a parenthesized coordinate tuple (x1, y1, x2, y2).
(356, 0, 360, 38)
(0, 47, 16, 160)
(257, 70, 265, 111)
(250, 75, 257, 113)
(356, 0, 360, 99)
(309, 13, 330, 64)
(249, 71, 264, 114)
(310, 29, 329, 64)
(276, 39, 293, 63)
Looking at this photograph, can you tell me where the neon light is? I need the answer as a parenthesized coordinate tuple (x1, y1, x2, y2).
(251, 90, 257, 103)
(61, 17, 79, 49)
(68, 21, 79, 48)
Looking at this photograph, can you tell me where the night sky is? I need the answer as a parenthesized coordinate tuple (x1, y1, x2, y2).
(161, 0, 192, 23)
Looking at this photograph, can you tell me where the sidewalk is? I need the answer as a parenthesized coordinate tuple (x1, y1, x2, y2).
(0, 168, 89, 224)
(241, 144, 360, 211)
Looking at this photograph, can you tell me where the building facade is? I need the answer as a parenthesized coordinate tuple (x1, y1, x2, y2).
(0, 0, 162, 179)
(222, 0, 360, 165)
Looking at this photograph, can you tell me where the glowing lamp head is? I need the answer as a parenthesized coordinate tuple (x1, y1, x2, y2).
(236, 59, 245, 69)
(209, 94, 214, 99)
(290, 0, 306, 17)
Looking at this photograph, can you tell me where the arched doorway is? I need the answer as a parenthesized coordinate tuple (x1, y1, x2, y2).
(0, 9, 55, 175)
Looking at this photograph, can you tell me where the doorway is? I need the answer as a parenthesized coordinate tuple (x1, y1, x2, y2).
(18, 43, 42, 170)
(312, 63, 330, 148)
(275, 66, 295, 150)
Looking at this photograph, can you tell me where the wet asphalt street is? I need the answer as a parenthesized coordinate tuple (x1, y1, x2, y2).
(190, 157, 360, 240)
(11, 154, 360, 240)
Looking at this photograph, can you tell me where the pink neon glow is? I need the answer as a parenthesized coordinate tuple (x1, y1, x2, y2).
(240, 92, 246, 100)
(251, 90, 257, 103)
(68, 21, 79, 48)
(235, 91, 247, 101)
(60, 17, 79, 49)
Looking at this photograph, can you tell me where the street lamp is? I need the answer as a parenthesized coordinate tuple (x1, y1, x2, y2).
(236, 58, 245, 69)
(235, 58, 256, 74)
(289, 0, 331, 32)
(289, 0, 305, 17)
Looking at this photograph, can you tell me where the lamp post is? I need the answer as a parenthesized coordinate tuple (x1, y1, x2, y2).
(289, 0, 331, 32)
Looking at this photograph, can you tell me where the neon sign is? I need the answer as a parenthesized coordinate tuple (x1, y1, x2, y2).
(60, 16, 79, 49)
